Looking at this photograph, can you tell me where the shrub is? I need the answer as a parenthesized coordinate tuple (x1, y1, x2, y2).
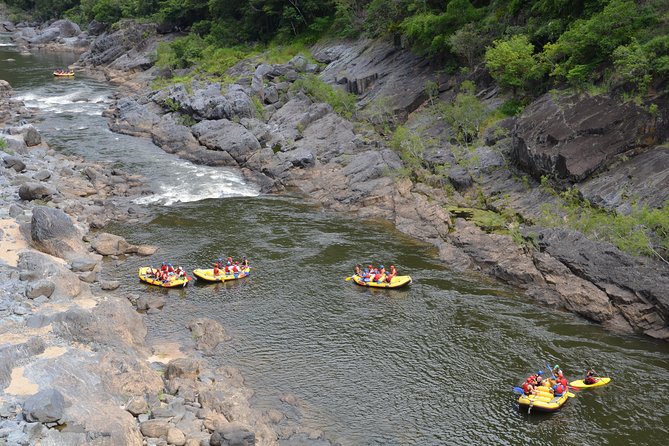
(485, 34, 545, 95)
(290, 75, 357, 119)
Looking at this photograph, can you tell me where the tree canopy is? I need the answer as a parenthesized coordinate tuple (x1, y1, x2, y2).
(3, 0, 667, 95)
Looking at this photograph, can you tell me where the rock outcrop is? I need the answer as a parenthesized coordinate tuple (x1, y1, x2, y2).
(512, 93, 655, 182)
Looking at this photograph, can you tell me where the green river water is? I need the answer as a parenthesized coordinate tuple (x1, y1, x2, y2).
(1, 39, 667, 446)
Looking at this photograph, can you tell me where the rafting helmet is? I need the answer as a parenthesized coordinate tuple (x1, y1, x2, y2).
(537, 371, 543, 375)
(554, 364, 559, 369)
(379, 265, 384, 268)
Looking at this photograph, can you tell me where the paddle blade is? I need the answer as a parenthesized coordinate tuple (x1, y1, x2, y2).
(344, 276, 353, 281)
(566, 392, 576, 398)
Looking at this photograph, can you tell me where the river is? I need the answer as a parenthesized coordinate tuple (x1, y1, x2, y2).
(1, 37, 668, 446)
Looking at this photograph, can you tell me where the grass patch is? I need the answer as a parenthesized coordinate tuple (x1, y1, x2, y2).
(290, 74, 357, 119)
(539, 186, 669, 259)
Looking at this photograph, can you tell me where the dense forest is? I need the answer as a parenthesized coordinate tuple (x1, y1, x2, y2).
(3, 0, 669, 97)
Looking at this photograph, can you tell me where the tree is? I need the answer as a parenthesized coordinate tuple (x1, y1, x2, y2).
(449, 23, 485, 68)
(612, 38, 652, 93)
(485, 34, 544, 95)
(440, 80, 487, 147)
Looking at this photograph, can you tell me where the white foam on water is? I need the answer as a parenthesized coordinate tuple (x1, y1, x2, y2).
(16, 90, 110, 114)
(0, 43, 15, 47)
(134, 160, 259, 206)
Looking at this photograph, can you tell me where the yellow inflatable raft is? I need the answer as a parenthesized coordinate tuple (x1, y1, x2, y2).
(351, 274, 412, 289)
(569, 377, 611, 389)
(53, 71, 75, 77)
(518, 385, 570, 413)
(192, 267, 250, 282)
(138, 267, 190, 288)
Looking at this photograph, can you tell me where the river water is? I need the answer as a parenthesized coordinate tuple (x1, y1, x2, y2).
(1, 37, 668, 446)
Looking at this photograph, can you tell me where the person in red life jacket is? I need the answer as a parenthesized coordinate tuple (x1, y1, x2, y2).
(379, 265, 386, 275)
(584, 369, 599, 385)
(373, 267, 383, 282)
(167, 264, 175, 273)
(213, 263, 220, 276)
(385, 265, 397, 283)
(233, 261, 240, 272)
(160, 262, 168, 272)
(553, 381, 567, 396)
(176, 266, 185, 278)
(522, 377, 535, 395)
(535, 370, 544, 387)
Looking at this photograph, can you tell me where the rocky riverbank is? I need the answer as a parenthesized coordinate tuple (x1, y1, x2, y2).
(0, 31, 334, 446)
(72, 22, 668, 341)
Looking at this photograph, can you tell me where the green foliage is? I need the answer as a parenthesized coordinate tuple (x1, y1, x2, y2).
(440, 80, 488, 147)
(449, 23, 486, 68)
(498, 99, 525, 117)
(543, 0, 655, 85)
(251, 96, 266, 120)
(612, 38, 652, 93)
(424, 80, 439, 106)
(485, 34, 546, 95)
(290, 74, 357, 119)
(0, 137, 7, 150)
(390, 125, 425, 176)
(539, 187, 669, 259)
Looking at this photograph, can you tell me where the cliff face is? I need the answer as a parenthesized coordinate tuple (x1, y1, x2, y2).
(72, 22, 669, 341)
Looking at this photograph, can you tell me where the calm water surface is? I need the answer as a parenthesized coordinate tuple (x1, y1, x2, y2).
(1, 36, 667, 446)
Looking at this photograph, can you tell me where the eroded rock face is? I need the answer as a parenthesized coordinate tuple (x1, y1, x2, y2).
(315, 39, 435, 119)
(527, 227, 669, 339)
(578, 148, 669, 210)
(512, 93, 653, 181)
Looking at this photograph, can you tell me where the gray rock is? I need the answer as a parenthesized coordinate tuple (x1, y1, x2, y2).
(187, 318, 229, 354)
(70, 257, 99, 272)
(3, 155, 26, 172)
(91, 232, 132, 256)
(136, 295, 166, 311)
(140, 419, 170, 438)
(22, 389, 65, 423)
(165, 358, 202, 381)
(25, 279, 55, 299)
(18, 182, 56, 201)
(10, 124, 41, 147)
(87, 20, 106, 36)
(32, 169, 51, 181)
(192, 120, 261, 165)
(578, 148, 669, 209)
(447, 166, 473, 190)
(263, 86, 279, 104)
(78, 270, 97, 283)
(168, 427, 186, 446)
(512, 93, 652, 181)
(209, 424, 255, 446)
(100, 280, 120, 290)
(30, 206, 83, 260)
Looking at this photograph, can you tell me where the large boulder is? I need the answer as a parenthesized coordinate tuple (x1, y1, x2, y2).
(18, 251, 83, 300)
(192, 119, 261, 165)
(91, 232, 133, 256)
(512, 93, 654, 181)
(19, 182, 56, 201)
(187, 318, 229, 354)
(22, 389, 65, 423)
(30, 206, 84, 260)
(29, 19, 81, 44)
